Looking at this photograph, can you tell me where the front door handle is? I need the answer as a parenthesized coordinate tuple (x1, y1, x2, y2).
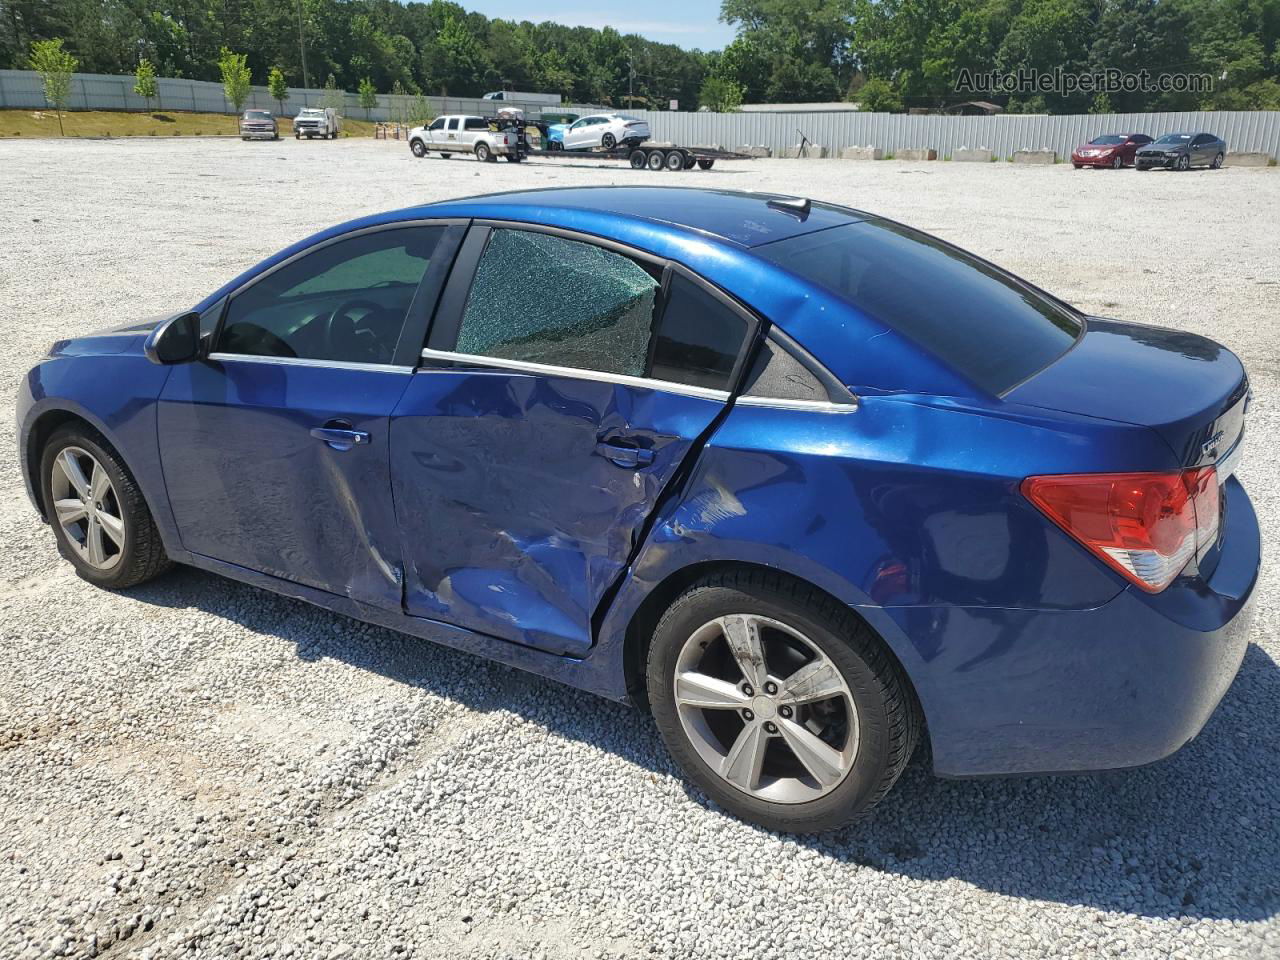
(595, 439, 654, 468)
(311, 421, 370, 452)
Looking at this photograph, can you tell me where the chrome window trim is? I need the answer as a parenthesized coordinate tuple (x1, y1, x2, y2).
(208, 352, 413, 374)
(419, 347, 730, 401)
(736, 395, 858, 413)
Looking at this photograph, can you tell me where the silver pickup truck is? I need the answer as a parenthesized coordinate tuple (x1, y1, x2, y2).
(294, 108, 340, 140)
(408, 115, 520, 162)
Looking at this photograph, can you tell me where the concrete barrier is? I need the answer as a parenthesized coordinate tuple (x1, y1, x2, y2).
(1225, 151, 1271, 167)
(953, 147, 994, 162)
(1013, 149, 1056, 164)
(896, 148, 937, 161)
(736, 145, 772, 158)
(780, 144, 829, 158)
(839, 146, 883, 161)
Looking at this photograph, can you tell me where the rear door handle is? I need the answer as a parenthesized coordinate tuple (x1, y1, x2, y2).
(311, 421, 370, 451)
(595, 439, 654, 468)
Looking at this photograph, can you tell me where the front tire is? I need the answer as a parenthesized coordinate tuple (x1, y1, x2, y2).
(40, 424, 171, 590)
(1112, 155, 1122, 169)
(410, 138, 427, 158)
(646, 570, 919, 833)
(1177, 154, 1190, 171)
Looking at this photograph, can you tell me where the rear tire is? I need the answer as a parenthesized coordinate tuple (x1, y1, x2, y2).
(646, 150, 666, 171)
(664, 150, 686, 171)
(646, 570, 920, 833)
(1211, 152, 1223, 169)
(697, 158, 715, 170)
(40, 424, 172, 590)
(475, 142, 494, 163)
(602, 132, 617, 150)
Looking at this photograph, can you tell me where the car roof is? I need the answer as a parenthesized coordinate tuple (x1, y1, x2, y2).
(409, 186, 873, 249)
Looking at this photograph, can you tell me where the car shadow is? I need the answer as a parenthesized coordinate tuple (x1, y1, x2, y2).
(130, 565, 1278, 923)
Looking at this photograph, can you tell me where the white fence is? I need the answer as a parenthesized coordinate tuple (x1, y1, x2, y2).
(619, 108, 1280, 161)
(3, 68, 1277, 159)
(0, 69, 599, 122)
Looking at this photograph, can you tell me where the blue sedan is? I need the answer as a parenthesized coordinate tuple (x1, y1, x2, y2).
(17, 187, 1258, 832)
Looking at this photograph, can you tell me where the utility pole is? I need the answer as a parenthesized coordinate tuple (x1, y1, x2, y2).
(628, 51, 634, 108)
(295, 0, 310, 89)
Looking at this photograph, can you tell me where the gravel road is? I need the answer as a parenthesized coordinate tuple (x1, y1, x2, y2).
(1, 138, 1277, 960)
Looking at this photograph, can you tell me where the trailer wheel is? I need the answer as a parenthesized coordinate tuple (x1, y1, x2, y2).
(646, 150, 666, 171)
(665, 150, 686, 171)
(697, 158, 715, 171)
(629, 149, 647, 169)
(683, 154, 697, 170)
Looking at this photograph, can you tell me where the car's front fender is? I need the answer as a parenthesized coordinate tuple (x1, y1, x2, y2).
(16, 355, 185, 558)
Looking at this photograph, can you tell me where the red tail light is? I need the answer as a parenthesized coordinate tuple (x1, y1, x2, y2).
(1022, 468, 1219, 592)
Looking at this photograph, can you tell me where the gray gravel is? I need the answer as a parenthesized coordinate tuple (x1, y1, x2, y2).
(1, 138, 1278, 960)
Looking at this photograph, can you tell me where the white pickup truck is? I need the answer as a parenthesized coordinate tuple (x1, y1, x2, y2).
(407, 115, 520, 162)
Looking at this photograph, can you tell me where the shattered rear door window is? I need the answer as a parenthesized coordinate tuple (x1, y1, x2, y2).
(456, 229, 659, 377)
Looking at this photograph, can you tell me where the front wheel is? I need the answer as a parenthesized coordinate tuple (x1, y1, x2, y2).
(647, 571, 920, 833)
(1112, 155, 1122, 169)
(1177, 154, 1191, 171)
(410, 139, 427, 158)
(40, 425, 171, 590)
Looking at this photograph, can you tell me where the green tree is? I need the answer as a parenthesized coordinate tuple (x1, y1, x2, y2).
(268, 66, 289, 115)
(321, 74, 344, 112)
(699, 74, 744, 111)
(133, 57, 158, 112)
(358, 76, 378, 119)
(29, 38, 77, 136)
(857, 76, 904, 112)
(218, 47, 251, 113)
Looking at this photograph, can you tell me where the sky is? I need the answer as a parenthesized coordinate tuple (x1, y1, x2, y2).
(463, 1, 736, 50)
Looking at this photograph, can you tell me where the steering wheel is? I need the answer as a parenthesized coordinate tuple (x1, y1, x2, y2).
(325, 299, 387, 362)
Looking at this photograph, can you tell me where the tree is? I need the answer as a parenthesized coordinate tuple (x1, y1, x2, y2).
(856, 76, 904, 112)
(358, 76, 378, 120)
(133, 57, 158, 113)
(699, 74, 743, 111)
(218, 47, 251, 113)
(321, 74, 344, 112)
(29, 38, 77, 136)
(268, 66, 289, 116)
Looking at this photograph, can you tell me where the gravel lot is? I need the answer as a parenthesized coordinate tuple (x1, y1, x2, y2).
(1, 138, 1278, 960)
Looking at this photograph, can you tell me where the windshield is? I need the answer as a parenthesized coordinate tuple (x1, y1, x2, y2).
(1090, 135, 1125, 145)
(1157, 134, 1192, 144)
(243, 111, 272, 120)
(299, 109, 323, 117)
(757, 220, 1082, 394)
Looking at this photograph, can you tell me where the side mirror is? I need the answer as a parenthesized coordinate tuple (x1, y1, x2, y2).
(144, 311, 202, 365)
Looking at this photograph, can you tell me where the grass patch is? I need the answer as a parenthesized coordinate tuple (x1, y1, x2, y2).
(0, 109, 378, 139)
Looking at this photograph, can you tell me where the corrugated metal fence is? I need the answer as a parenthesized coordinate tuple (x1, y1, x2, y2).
(623, 109, 1280, 160)
(3, 68, 1277, 158)
(0, 69, 597, 123)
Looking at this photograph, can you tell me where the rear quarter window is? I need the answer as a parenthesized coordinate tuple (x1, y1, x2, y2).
(756, 220, 1082, 394)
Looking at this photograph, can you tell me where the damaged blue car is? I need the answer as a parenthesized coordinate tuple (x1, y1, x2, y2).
(17, 187, 1258, 832)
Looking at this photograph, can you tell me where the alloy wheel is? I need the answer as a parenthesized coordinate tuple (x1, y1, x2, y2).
(50, 446, 125, 570)
(673, 614, 859, 803)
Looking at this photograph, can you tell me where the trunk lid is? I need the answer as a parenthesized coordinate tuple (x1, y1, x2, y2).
(1006, 317, 1249, 470)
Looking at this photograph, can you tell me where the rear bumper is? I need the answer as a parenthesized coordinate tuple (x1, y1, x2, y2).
(888, 476, 1260, 777)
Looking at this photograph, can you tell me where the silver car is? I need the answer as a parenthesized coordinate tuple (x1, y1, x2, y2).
(559, 113, 650, 151)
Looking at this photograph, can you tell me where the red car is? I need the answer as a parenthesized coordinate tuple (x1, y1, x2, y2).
(1071, 133, 1153, 169)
